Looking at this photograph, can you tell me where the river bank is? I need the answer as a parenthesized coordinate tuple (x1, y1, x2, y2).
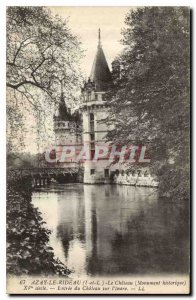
(7, 174, 71, 276)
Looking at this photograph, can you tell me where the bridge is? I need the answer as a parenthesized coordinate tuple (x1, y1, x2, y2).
(8, 166, 84, 187)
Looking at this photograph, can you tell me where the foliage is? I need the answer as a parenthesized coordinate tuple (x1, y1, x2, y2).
(6, 6, 83, 152)
(107, 7, 190, 202)
(7, 175, 71, 276)
(7, 152, 43, 169)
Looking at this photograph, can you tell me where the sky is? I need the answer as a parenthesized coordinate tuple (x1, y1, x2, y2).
(49, 7, 131, 77)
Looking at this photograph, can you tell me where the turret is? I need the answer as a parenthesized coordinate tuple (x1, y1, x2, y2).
(53, 90, 73, 131)
(81, 29, 113, 106)
(54, 88, 82, 149)
(81, 29, 113, 183)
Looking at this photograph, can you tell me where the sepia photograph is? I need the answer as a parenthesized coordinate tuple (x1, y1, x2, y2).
(6, 5, 190, 294)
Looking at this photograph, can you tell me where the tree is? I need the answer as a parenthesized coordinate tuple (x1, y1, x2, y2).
(107, 7, 190, 202)
(7, 6, 83, 152)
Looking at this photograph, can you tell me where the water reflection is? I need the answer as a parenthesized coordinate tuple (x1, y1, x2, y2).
(32, 184, 189, 276)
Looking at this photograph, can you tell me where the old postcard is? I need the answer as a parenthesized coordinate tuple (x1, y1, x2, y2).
(6, 6, 190, 294)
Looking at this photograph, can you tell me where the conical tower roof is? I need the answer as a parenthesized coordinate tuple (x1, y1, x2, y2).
(90, 29, 112, 92)
(54, 89, 72, 121)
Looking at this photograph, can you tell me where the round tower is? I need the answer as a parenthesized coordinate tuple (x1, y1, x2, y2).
(54, 90, 82, 167)
(80, 29, 113, 183)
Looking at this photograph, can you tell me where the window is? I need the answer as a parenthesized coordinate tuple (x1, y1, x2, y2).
(90, 123, 94, 132)
(90, 142, 95, 150)
(87, 92, 91, 101)
(90, 113, 94, 121)
(95, 94, 98, 100)
(104, 169, 109, 178)
(90, 113, 95, 132)
(90, 169, 95, 175)
(138, 170, 142, 177)
(90, 133, 95, 141)
(91, 150, 95, 160)
(115, 169, 119, 175)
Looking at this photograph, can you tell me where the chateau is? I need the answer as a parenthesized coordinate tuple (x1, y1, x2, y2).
(53, 30, 158, 187)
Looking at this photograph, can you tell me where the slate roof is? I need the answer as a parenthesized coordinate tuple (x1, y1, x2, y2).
(54, 92, 81, 123)
(54, 92, 72, 121)
(90, 30, 112, 92)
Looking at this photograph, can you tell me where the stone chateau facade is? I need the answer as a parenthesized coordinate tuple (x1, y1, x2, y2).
(53, 30, 158, 187)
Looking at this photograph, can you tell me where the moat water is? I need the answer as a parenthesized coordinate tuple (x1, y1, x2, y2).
(32, 184, 189, 277)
